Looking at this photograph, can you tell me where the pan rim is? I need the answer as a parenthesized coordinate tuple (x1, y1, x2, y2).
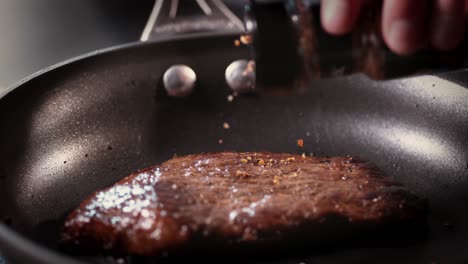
(0, 31, 240, 100)
(0, 31, 239, 263)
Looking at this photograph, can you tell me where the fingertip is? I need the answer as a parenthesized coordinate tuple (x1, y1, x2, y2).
(382, 0, 429, 56)
(431, 22, 464, 51)
(321, 0, 362, 35)
(384, 20, 425, 55)
(430, 0, 465, 51)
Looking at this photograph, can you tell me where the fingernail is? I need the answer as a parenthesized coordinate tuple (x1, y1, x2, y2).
(387, 19, 422, 55)
(432, 15, 461, 50)
(322, 0, 350, 34)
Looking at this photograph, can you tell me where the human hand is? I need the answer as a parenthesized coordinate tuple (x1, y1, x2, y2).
(320, 0, 467, 55)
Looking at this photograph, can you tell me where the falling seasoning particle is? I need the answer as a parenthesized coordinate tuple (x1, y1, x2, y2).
(223, 122, 230, 129)
(297, 139, 304, 148)
(234, 39, 241, 46)
(227, 95, 234, 102)
(218, 139, 223, 144)
(302, 153, 306, 158)
(240, 34, 253, 44)
(243, 60, 256, 77)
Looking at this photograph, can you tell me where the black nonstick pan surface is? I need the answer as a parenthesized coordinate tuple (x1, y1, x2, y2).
(1, 33, 468, 263)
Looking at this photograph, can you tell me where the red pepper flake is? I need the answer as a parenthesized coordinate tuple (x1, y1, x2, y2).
(297, 139, 304, 148)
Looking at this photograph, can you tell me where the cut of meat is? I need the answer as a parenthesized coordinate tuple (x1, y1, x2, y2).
(61, 152, 425, 256)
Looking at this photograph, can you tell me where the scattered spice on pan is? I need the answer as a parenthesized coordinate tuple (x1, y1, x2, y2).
(223, 122, 230, 129)
(297, 139, 304, 148)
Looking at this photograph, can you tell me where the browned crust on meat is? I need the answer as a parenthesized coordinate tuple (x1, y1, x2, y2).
(62, 152, 425, 256)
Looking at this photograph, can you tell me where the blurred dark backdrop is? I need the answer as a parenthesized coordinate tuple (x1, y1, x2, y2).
(0, 0, 244, 91)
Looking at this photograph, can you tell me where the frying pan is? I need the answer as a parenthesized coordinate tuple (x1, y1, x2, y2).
(1, 1, 468, 263)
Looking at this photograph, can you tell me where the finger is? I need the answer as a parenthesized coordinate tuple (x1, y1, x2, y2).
(382, 0, 429, 55)
(430, 0, 465, 50)
(321, 0, 363, 35)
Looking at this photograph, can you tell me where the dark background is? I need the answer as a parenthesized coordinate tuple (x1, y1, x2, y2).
(0, 0, 244, 91)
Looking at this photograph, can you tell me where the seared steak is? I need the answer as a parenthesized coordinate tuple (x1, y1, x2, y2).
(62, 152, 425, 256)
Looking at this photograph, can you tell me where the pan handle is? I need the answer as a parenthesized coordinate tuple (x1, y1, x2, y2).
(140, 0, 245, 41)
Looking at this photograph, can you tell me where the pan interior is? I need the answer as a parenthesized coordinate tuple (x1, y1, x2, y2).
(1, 35, 468, 263)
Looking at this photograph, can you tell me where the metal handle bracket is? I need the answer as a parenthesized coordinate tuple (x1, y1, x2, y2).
(141, 0, 244, 41)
